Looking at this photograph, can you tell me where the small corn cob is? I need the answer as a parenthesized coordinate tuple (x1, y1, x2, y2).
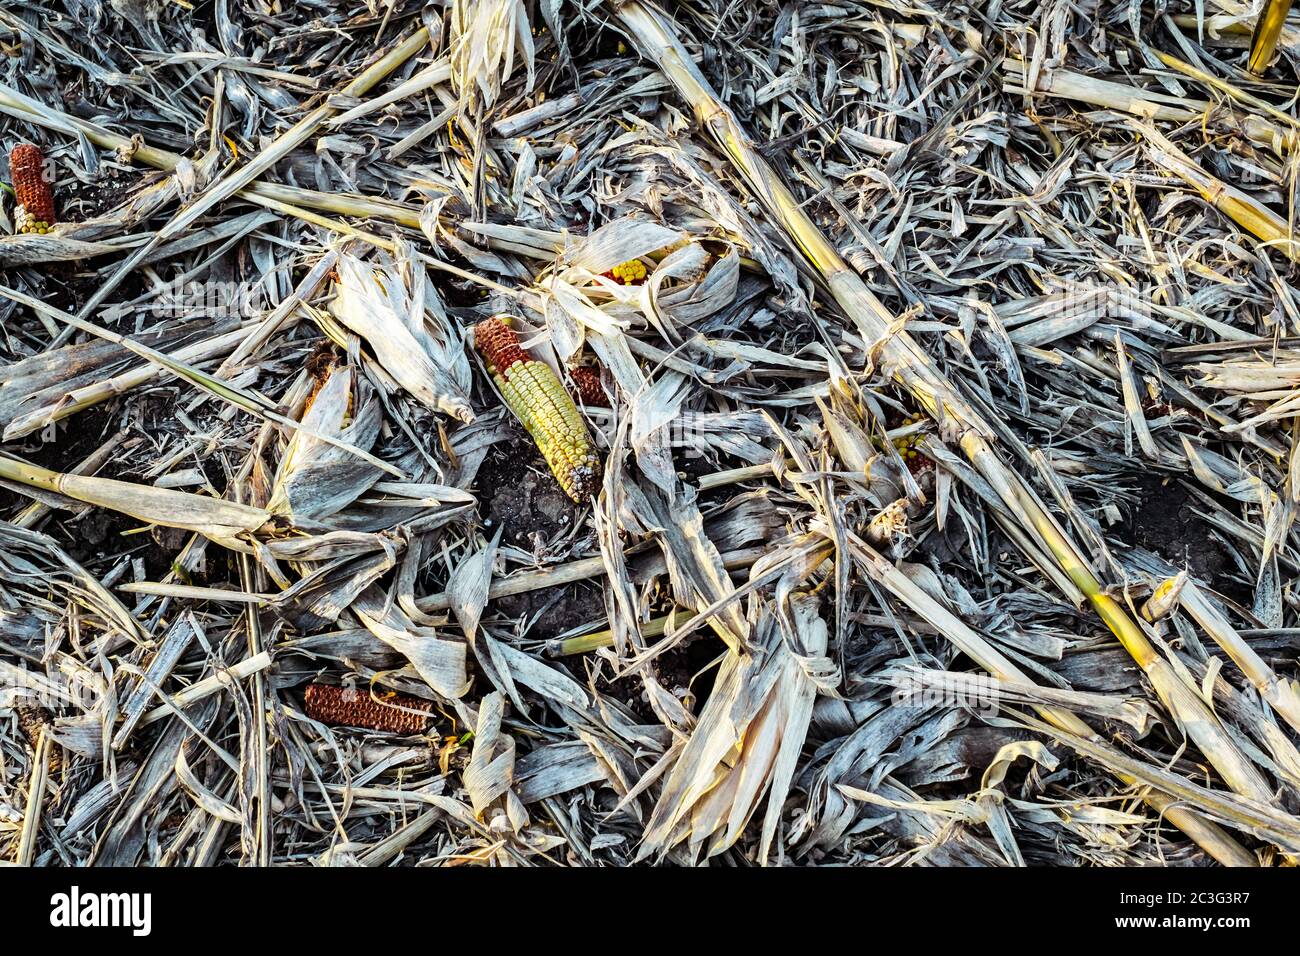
(10, 144, 54, 234)
(567, 365, 609, 407)
(304, 682, 432, 734)
(875, 412, 933, 474)
(303, 344, 351, 419)
(474, 316, 601, 500)
(604, 257, 648, 285)
(15, 700, 62, 773)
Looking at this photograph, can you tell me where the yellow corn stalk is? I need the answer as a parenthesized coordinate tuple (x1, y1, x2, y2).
(1249, 0, 1295, 75)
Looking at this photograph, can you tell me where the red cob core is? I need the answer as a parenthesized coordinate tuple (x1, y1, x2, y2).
(10, 144, 54, 227)
(473, 317, 531, 374)
(304, 683, 432, 734)
(568, 365, 608, 406)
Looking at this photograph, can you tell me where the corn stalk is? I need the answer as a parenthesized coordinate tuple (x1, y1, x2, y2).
(610, 0, 1271, 864)
(16, 729, 51, 866)
(1136, 120, 1300, 261)
(1249, 0, 1296, 74)
(1002, 57, 1298, 157)
(1151, 48, 1300, 135)
(1181, 582, 1300, 735)
(74, 27, 434, 321)
(0, 453, 269, 540)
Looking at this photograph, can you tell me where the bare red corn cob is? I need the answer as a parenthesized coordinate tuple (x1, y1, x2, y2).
(10, 144, 54, 234)
(304, 683, 433, 734)
(474, 316, 601, 500)
(567, 365, 609, 407)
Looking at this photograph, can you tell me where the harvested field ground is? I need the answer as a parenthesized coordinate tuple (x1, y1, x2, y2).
(0, 0, 1298, 873)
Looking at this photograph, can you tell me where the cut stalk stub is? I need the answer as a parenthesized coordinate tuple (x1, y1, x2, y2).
(474, 315, 601, 501)
(9, 143, 54, 234)
(1248, 0, 1295, 75)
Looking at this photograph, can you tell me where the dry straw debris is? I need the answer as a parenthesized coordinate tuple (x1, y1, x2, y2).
(1, 0, 1299, 868)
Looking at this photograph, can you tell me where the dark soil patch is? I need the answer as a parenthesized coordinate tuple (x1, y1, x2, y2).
(677, 450, 716, 484)
(475, 435, 605, 638)
(594, 679, 655, 725)
(569, 629, 724, 726)
(11, 400, 116, 476)
(1124, 474, 1247, 602)
(476, 434, 584, 547)
(436, 276, 492, 310)
(497, 580, 605, 642)
(59, 265, 147, 327)
(59, 167, 141, 225)
(60, 507, 182, 577)
(651, 633, 723, 709)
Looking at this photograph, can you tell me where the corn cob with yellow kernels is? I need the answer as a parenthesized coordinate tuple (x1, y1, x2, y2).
(9, 144, 54, 235)
(474, 316, 601, 500)
(873, 411, 933, 475)
(604, 257, 648, 285)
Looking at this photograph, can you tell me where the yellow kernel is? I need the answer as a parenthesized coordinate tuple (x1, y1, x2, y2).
(610, 258, 648, 284)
